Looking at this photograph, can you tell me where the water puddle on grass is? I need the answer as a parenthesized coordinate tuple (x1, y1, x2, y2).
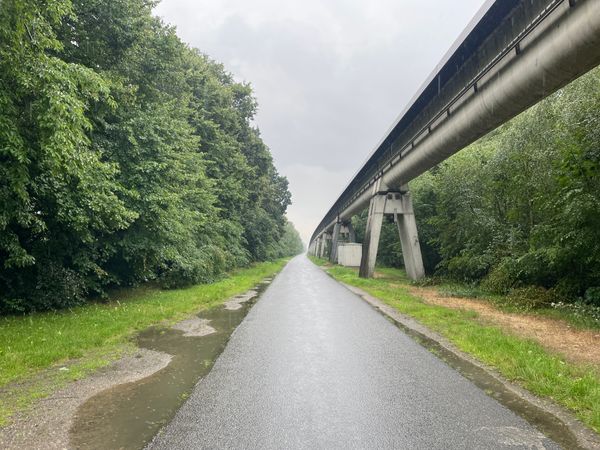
(70, 282, 269, 450)
(381, 315, 587, 450)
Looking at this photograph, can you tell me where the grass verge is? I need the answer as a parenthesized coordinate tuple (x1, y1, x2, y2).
(310, 257, 600, 433)
(434, 282, 600, 331)
(0, 259, 287, 425)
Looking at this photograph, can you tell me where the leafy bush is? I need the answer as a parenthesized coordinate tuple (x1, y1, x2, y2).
(1, 263, 86, 314)
(584, 287, 600, 307)
(482, 258, 521, 294)
(33, 264, 87, 311)
(444, 254, 494, 282)
(504, 286, 557, 311)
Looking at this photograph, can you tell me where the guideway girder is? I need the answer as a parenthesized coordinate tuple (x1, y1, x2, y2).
(310, 0, 600, 278)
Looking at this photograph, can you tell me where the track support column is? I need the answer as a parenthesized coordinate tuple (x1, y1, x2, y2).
(316, 236, 324, 258)
(346, 222, 356, 242)
(324, 232, 332, 259)
(395, 189, 425, 280)
(330, 222, 342, 263)
(359, 194, 386, 278)
(359, 182, 425, 280)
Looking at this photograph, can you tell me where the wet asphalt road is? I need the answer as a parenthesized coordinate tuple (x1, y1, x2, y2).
(148, 255, 559, 449)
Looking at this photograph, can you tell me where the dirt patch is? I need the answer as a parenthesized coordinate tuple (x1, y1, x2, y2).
(0, 349, 171, 450)
(410, 286, 600, 367)
(171, 317, 216, 337)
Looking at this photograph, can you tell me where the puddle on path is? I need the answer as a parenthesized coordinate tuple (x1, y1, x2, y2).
(380, 314, 588, 450)
(70, 283, 269, 450)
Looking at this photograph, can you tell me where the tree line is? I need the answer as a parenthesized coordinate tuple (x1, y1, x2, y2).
(355, 67, 600, 307)
(0, 0, 303, 313)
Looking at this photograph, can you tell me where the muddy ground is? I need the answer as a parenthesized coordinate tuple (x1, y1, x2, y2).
(0, 286, 262, 450)
(0, 348, 171, 450)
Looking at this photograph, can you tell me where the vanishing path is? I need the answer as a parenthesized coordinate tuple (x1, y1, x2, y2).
(149, 255, 558, 449)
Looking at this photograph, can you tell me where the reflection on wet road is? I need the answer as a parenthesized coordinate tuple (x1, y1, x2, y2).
(70, 283, 269, 450)
(147, 255, 562, 449)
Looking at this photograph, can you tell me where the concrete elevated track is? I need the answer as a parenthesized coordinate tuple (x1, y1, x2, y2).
(309, 0, 600, 279)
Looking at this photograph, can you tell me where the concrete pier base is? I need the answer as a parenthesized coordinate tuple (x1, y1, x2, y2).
(341, 222, 356, 243)
(317, 236, 325, 259)
(359, 194, 386, 278)
(395, 190, 425, 280)
(359, 184, 425, 280)
(338, 243, 362, 267)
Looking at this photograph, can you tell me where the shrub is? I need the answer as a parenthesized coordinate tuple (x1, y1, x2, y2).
(482, 258, 521, 294)
(0, 263, 87, 314)
(552, 277, 583, 300)
(584, 287, 600, 307)
(504, 286, 557, 311)
(445, 254, 494, 282)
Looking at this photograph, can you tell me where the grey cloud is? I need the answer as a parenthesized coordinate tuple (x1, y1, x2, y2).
(154, 0, 487, 242)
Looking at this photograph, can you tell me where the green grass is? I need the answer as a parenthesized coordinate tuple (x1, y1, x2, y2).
(0, 259, 287, 424)
(317, 263, 600, 433)
(308, 256, 330, 267)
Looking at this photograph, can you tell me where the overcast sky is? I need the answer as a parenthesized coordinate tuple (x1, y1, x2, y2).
(153, 0, 487, 244)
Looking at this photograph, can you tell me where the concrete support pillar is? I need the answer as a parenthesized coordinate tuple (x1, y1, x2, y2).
(359, 182, 425, 280)
(323, 232, 332, 259)
(330, 222, 342, 263)
(395, 190, 425, 280)
(317, 235, 325, 259)
(359, 194, 386, 278)
(347, 222, 356, 243)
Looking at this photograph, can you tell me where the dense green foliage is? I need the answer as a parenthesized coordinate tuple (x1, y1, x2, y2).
(0, 0, 298, 313)
(0, 259, 287, 424)
(273, 221, 304, 258)
(356, 68, 600, 305)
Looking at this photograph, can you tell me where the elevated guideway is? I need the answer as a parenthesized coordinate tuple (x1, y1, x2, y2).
(309, 0, 600, 278)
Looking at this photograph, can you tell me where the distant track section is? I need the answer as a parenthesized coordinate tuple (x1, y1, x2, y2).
(311, 0, 600, 243)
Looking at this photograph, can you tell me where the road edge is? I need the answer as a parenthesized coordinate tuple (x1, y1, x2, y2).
(316, 265, 600, 450)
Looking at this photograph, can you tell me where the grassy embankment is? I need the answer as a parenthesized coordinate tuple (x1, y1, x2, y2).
(0, 259, 287, 425)
(432, 281, 600, 331)
(310, 257, 600, 433)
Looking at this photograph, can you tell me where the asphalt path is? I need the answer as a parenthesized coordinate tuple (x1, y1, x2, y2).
(148, 255, 559, 449)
